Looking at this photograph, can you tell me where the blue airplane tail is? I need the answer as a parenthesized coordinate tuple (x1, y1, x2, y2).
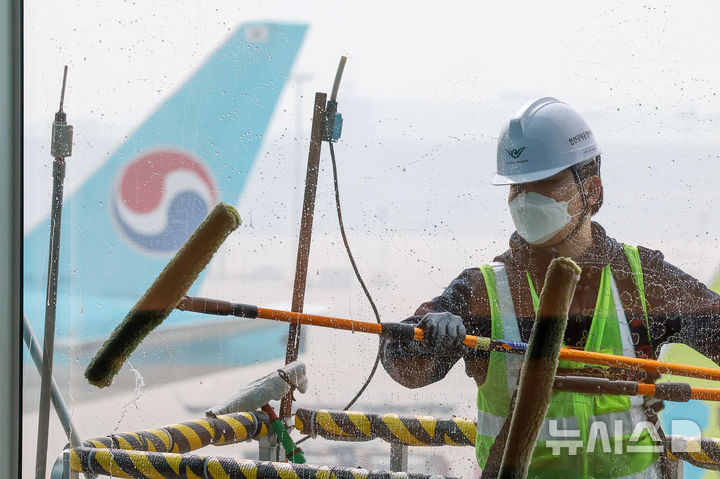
(24, 23, 306, 374)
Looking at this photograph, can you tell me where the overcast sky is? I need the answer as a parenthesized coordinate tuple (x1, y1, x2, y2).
(23, 0, 720, 279)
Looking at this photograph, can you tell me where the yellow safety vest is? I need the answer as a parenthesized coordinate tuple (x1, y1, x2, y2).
(475, 245, 659, 478)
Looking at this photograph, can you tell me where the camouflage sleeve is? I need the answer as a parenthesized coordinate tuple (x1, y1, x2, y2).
(639, 246, 720, 363)
(380, 268, 492, 387)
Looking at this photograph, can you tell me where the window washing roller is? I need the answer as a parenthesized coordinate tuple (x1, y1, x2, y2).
(85, 202, 241, 388)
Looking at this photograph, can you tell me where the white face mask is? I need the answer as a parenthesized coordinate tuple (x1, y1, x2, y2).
(509, 191, 572, 245)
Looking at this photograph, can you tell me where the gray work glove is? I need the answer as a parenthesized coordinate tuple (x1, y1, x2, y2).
(417, 312, 467, 358)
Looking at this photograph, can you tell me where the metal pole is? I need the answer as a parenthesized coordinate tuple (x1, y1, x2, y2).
(0, 0, 22, 475)
(35, 156, 67, 478)
(24, 313, 82, 447)
(36, 66, 72, 479)
(390, 443, 408, 472)
(279, 92, 326, 420)
(258, 431, 280, 462)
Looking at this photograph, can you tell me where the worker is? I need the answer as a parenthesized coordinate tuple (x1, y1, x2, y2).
(380, 97, 720, 478)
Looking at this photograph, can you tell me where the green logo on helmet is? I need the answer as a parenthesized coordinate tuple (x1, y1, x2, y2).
(506, 147, 526, 159)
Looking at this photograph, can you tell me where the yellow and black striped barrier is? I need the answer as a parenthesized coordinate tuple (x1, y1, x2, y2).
(74, 408, 720, 473)
(665, 435, 720, 471)
(80, 411, 270, 453)
(70, 446, 458, 479)
(295, 409, 476, 447)
(294, 409, 720, 471)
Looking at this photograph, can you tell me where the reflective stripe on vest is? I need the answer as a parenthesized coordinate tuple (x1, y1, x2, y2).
(624, 244, 653, 347)
(491, 262, 523, 400)
(475, 246, 658, 478)
(477, 400, 650, 442)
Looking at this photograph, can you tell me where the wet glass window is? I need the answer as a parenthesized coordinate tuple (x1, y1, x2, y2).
(21, 3, 720, 478)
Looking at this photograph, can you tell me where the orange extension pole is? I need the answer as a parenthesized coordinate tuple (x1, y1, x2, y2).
(178, 296, 720, 384)
(635, 383, 720, 402)
(558, 348, 720, 384)
(554, 375, 720, 402)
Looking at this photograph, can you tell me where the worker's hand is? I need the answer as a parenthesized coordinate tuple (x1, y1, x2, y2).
(417, 312, 467, 357)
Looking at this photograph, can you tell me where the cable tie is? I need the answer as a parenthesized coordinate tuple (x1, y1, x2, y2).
(248, 411, 261, 441)
(277, 369, 298, 389)
(277, 369, 297, 401)
(286, 447, 304, 460)
(309, 410, 318, 438)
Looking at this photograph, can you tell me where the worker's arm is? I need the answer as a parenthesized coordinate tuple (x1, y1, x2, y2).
(639, 246, 720, 363)
(380, 268, 491, 388)
(379, 313, 464, 388)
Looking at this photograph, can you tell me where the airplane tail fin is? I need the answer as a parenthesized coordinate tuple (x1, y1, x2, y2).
(24, 23, 307, 350)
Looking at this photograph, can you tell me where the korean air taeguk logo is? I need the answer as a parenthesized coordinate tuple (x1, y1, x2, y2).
(109, 149, 218, 255)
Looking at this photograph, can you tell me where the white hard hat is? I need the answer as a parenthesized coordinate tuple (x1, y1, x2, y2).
(492, 97, 601, 185)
